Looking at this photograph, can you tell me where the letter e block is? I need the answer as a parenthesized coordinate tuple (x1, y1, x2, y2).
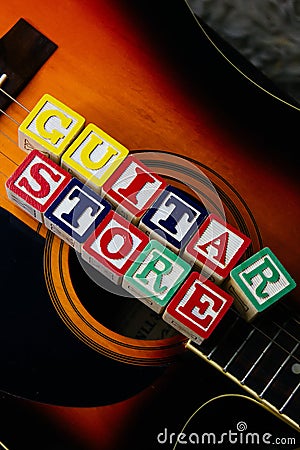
(44, 178, 111, 251)
(5, 150, 72, 222)
(102, 155, 167, 224)
(226, 247, 296, 321)
(61, 123, 128, 193)
(82, 211, 149, 284)
(163, 272, 233, 344)
(184, 214, 251, 284)
(122, 240, 191, 313)
(18, 94, 85, 163)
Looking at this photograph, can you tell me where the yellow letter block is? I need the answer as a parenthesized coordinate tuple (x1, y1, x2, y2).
(61, 123, 129, 193)
(18, 94, 85, 164)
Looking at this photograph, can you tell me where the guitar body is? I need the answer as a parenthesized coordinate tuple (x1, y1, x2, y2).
(0, 0, 299, 449)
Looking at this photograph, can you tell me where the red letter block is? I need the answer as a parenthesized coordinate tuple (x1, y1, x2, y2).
(5, 150, 71, 222)
(163, 272, 233, 343)
(82, 210, 149, 285)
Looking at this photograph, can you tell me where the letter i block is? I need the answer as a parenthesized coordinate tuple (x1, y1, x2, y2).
(139, 186, 208, 254)
(18, 94, 85, 163)
(82, 210, 149, 285)
(61, 124, 129, 193)
(184, 214, 251, 284)
(102, 155, 167, 224)
(163, 272, 233, 344)
(5, 150, 72, 222)
(44, 178, 111, 251)
(226, 247, 296, 321)
(122, 240, 191, 313)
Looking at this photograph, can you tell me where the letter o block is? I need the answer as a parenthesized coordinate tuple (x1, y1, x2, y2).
(5, 150, 72, 222)
(18, 94, 85, 163)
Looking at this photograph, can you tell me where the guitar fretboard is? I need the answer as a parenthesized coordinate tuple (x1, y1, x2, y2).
(187, 302, 300, 429)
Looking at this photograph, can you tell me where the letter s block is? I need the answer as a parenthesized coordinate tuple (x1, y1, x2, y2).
(5, 150, 72, 222)
(226, 247, 296, 321)
(82, 211, 149, 285)
(44, 178, 111, 251)
(18, 94, 85, 163)
(61, 124, 128, 193)
(163, 272, 233, 344)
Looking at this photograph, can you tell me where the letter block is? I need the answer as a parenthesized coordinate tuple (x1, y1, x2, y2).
(163, 272, 233, 344)
(18, 94, 85, 163)
(61, 123, 128, 193)
(226, 247, 296, 321)
(183, 213, 251, 285)
(122, 240, 191, 313)
(102, 155, 167, 224)
(44, 178, 111, 251)
(5, 150, 72, 222)
(82, 210, 149, 285)
(139, 186, 208, 254)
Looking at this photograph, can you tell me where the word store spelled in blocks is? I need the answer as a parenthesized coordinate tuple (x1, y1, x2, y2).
(102, 155, 167, 224)
(82, 210, 149, 285)
(18, 94, 85, 163)
(227, 247, 296, 321)
(184, 214, 251, 284)
(44, 178, 111, 252)
(140, 186, 208, 253)
(123, 240, 191, 313)
(163, 272, 233, 344)
(5, 150, 72, 222)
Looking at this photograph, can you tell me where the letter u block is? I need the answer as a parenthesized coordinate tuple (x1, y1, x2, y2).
(102, 155, 167, 224)
(122, 240, 191, 313)
(44, 178, 111, 251)
(60, 123, 129, 194)
(82, 210, 149, 285)
(226, 247, 296, 321)
(5, 150, 72, 222)
(139, 186, 208, 254)
(18, 94, 85, 163)
(163, 272, 233, 344)
(183, 214, 251, 285)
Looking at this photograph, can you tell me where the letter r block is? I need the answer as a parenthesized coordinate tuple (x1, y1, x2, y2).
(163, 272, 233, 344)
(61, 124, 129, 193)
(226, 247, 296, 321)
(122, 240, 191, 313)
(18, 94, 85, 163)
(5, 150, 72, 222)
(44, 178, 111, 251)
(82, 210, 149, 285)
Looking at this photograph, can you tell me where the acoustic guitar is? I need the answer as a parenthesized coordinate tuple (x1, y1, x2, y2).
(0, 0, 299, 449)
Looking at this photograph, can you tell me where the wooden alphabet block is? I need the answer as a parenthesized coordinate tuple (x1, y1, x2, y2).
(44, 178, 111, 251)
(183, 213, 251, 284)
(139, 186, 208, 254)
(163, 272, 233, 344)
(226, 247, 296, 321)
(18, 94, 85, 163)
(5, 150, 72, 222)
(122, 240, 191, 313)
(60, 123, 129, 193)
(82, 210, 149, 285)
(102, 155, 167, 224)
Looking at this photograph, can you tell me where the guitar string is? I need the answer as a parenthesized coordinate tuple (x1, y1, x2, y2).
(0, 441, 10, 450)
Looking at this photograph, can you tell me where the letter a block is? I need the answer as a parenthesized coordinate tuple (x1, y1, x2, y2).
(44, 178, 111, 251)
(226, 247, 296, 321)
(184, 214, 251, 284)
(82, 211, 149, 285)
(139, 186, 208, 254)
(122, 240, 191, 313)
(18, 94, 85, 163)
(5, 150, 72, 222)
(163, 272, 233, 344)
(61, 123, 128, 193)
(102, 155, 167, 224)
